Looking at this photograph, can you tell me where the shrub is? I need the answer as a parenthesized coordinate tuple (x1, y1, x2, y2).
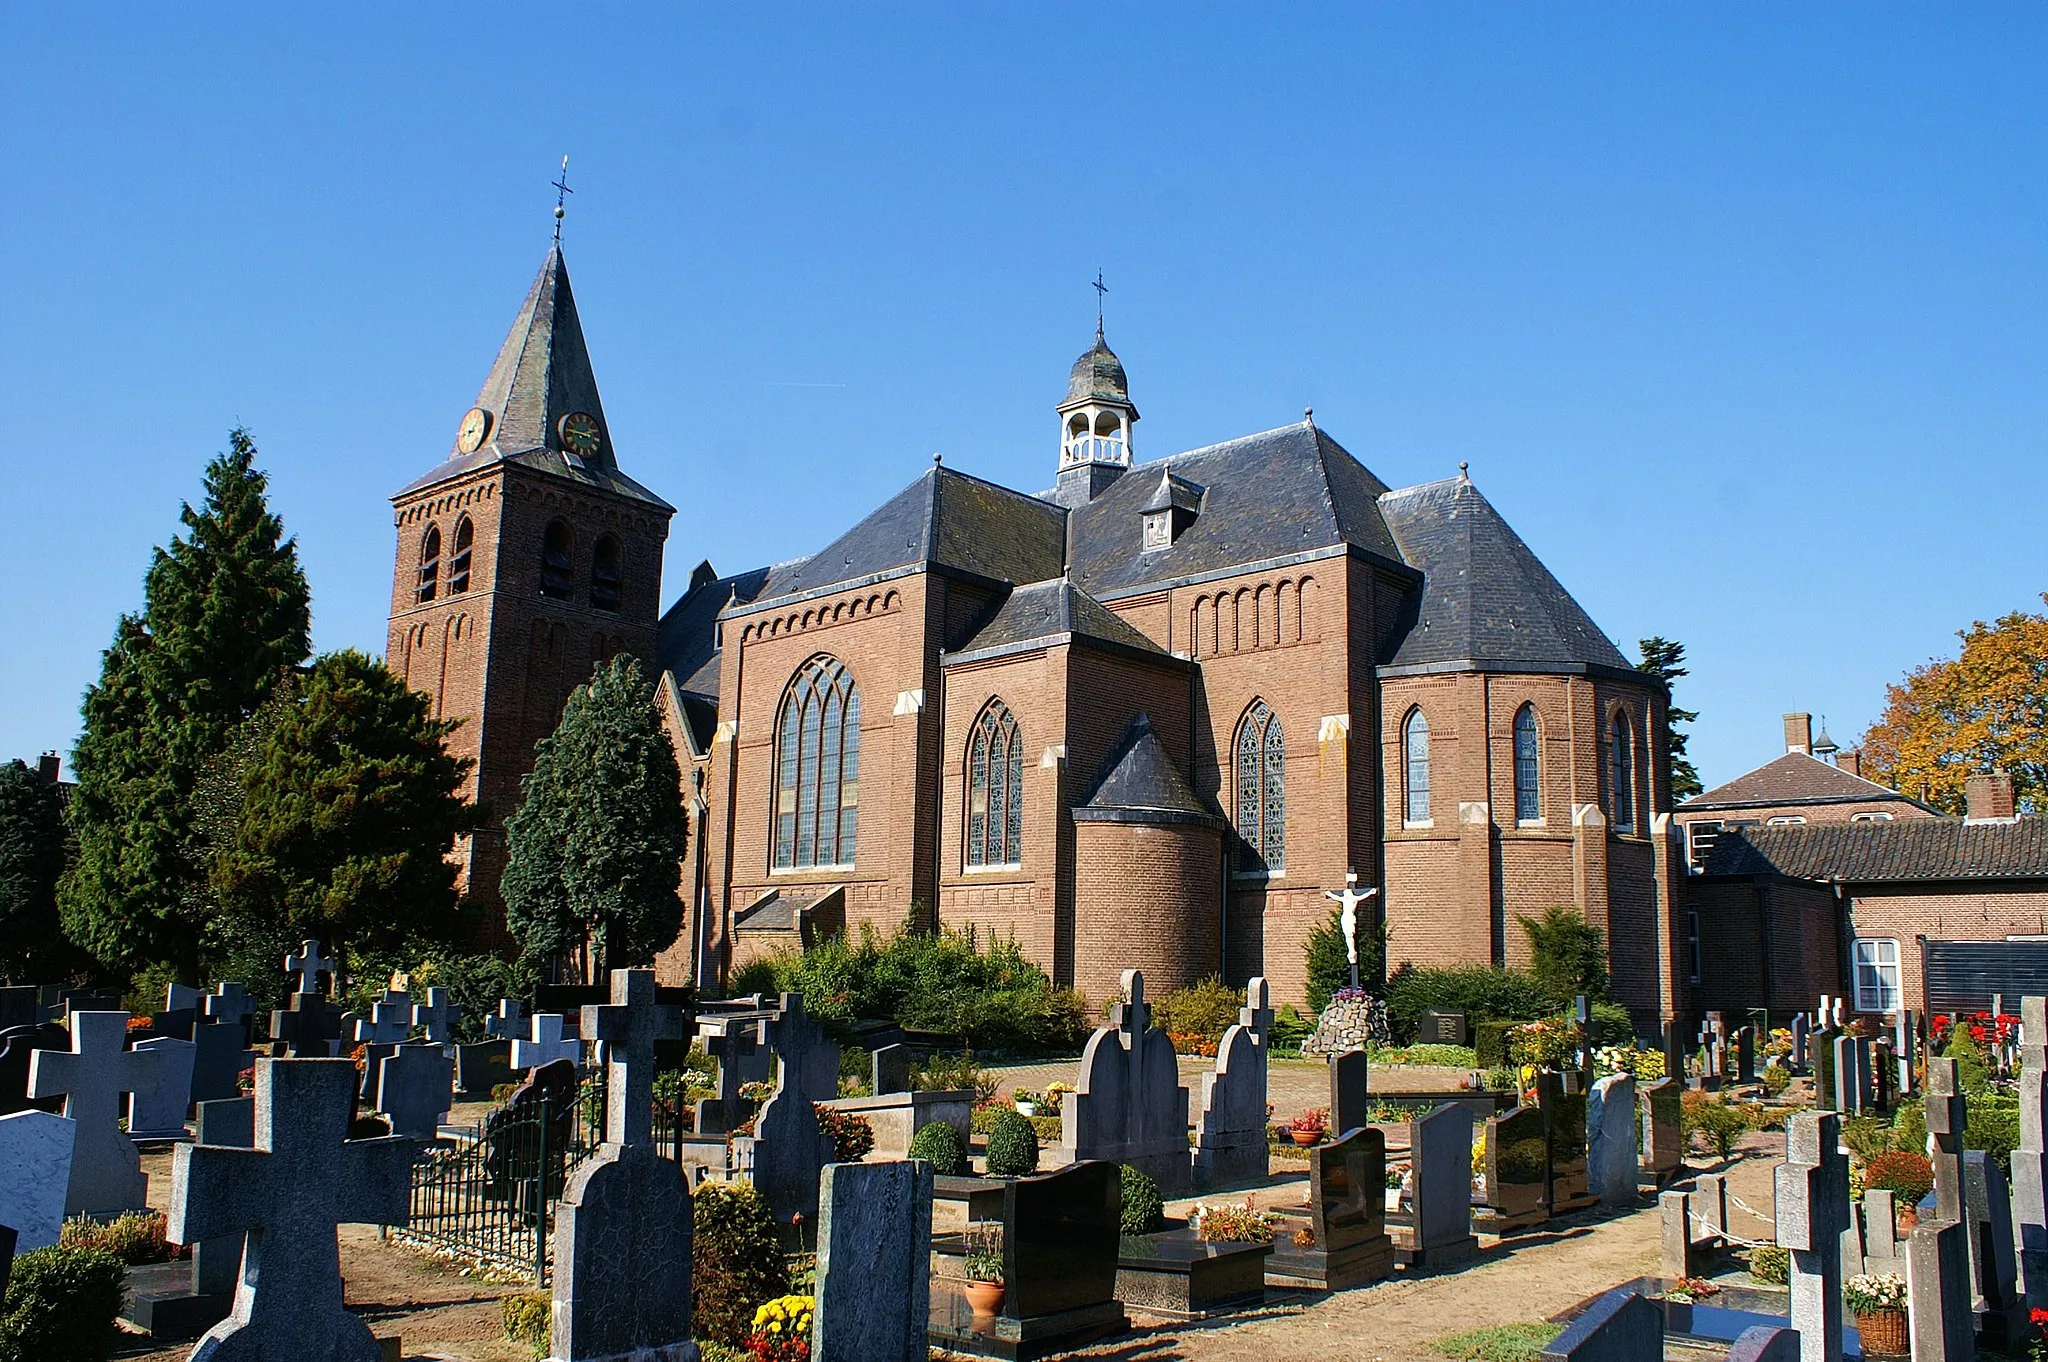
(985, 1110, 1040, 1176)
(728, 958, 780, 998)
(1153, 977, 1244, 1050)
(1760, 1064, 1791, 1097)
(1966, 1092, 2021, 1174)
(1747, 1244, 1790, 1286)
(1864, 1151, 1934, 1206)
(1840, 1116, 1893, 1164)
(1384, 965, 1555, 1042)
(1943, 1028, 1992, 1095)
(692, 1180, 790, 1346)
(1189, 1199, 1277, 1243)
(1474, 1020, 1514, 1068)
(1270, 1004, 1312, 1052)
(907, 1119, 969, 1176)
(501, 1292, 550, 1358)
(58, 1210, 177, 1264)
(812, 1104, 875, 1163)
(1120, 1164, 1165, 1235)
(1394, 1044, 1478, 1068)
(0, 1244, 126, 1362)
(1517, 905, 1608, 1004)
(912, 1052, 996, 1104)
(1681, 1092, 1753, 1161)
(1305, 906, 1385, 1014)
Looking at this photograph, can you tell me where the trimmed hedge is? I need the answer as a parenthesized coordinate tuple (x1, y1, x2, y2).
(1120, 1164, 1164, 1235)
(985, 1111, 1040, 1177)
(1385, 965, 1555, 1043)
(0, 1245, 126, 1362)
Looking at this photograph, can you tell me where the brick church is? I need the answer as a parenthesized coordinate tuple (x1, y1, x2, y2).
(386, 244, 1686, 1030)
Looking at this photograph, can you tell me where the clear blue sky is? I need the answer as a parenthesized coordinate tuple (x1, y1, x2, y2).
(6, 7, 2045, 791)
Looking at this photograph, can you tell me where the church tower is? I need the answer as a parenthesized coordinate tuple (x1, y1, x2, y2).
(386, 243, 674, 921)
(1052, 323, 1139, 506)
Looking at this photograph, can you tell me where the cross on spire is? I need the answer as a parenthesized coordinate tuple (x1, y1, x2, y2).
(1092, 269, 1109, 336)
(552, 155, 573, 243)
(584, 968, 688, 1146)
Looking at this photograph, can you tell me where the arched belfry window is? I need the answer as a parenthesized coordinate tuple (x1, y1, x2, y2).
(448, 517, 474, 595)
(772, 655, 861, 870)
(1234, 700, 1285, 873)
(540, 520, 574, 600)
(416, 525, 441, 603)
(1513, 704, 1541, 823)
(1403, 708, 1431, 824)
(1609, 708, 1636, 832)
(590, 536, 622, 612)
(967, 700, 1024, 868)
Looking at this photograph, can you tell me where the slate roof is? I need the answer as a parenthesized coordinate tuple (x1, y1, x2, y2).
(1064, 326, 1132, 408)
(750, 464, 1066, 604)
(1067, 420, 1405, 599)
(946, 578, 1175, 666)
(654, 557, 812, 750)
(1684, 752, 1935, 813)
(396, 245, 672, 510)
(1700, 818, 2048, 883)
(1074, 713, 1223, 826)
(1376, 475, 1633, 675)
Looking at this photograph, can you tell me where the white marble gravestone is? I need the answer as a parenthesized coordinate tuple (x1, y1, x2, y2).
(1060, 970, 1191, 1194)
(2014, 994, 2048, 1310)
(1193, 977, 1272, 1190)
(0, 1108, 77, 1249)
(27, 1010, 172, 1215)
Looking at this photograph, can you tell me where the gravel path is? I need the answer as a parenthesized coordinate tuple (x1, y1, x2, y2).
(986, 1055, 1473, 1123)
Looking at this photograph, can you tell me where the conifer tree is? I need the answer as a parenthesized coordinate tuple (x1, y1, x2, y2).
(211, 650, 475, 977)
(503, 656, 688, 979)
(0, 759, 68, 982)
(1638, 636, 1702, 801)
(61, 430, 312, 975)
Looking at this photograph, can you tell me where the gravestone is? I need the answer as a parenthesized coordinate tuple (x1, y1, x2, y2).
(1830, 1035, 1865, 1115)
(1660, 1190, 1702, 1278)
(482, 1059, 582, 1208)
(1860, 1189, 1902, 1269)
(550, 968, 697, 1362)
(1542, 1072, 1593, 1212)
(455, 1040, 513, 1098)
(1894, 1009, 1917, 1097)
(1639, 1077, 1682, 1178)
(1585, 1072, 1637, 1205)
(747, 994, 839, 1225)
(352, 992, 413, 1047)
(169, 1058, 411, 1362)
(27, 1011, 168, 1215)
(871, 1042, 913, 1095)
(0, 1021, 68, 1116)
(1419, 1008, 1469, 1047)
(814, 1159, 933, 1362)
(1725, 1325, 1802, 1362)
(1476, 1101, 1549, 1231)
(485, 998, 525, 1042)
(202, 983, 257, 1033)
(1328, 1048, 1369, 1137)
(127, 1034, 199, 1137)
(1927, 1057, 1966, 1225)
(1791, 1014, 1809, 1071)
(192, 1098, 255, 1298)
(191, 1019, 257, 1104)
(1733, 1028, 1756, 1085)
(375, 1041, 454, 1139)
(1963, 1149, 2027, 1349)
(1192, 977, 1272, 1190)
(2013, 994, 2048, 1310)
(1059, 971, 1191, 1194)
(513, 1013, 583, 1071)
(1811, 1028, 1839, 1113)
(284, 939, 335, 996)
(411, 988, 459, 1045)
(151, 983, 199, 1041)
(1538, 1286, 1662, 1360)
(940, 1159, 1126, 1353)
(1265, 1125, 1394, 1289)
(695, 1015, 767, 1134)
(122, 1096, 254, 1339)
(1774, 1111, 1849, 1362)
(0, 1108, 76, 1249)
(269, 992, 342, 1058)
(0, 987, 38, 1030)
(1404, 1101, 1476, 1265)
(1907, 1214, 1975, 1362)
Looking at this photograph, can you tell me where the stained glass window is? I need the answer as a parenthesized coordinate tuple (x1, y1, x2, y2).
(1234, 700, 1285, 873)
(967, 700, 1024, 867)
(771, 656, 860, 869)
(1513, 704, 1541, 823)
(1609, 709, 1635, 831)
(1404, 709, 1431, 824)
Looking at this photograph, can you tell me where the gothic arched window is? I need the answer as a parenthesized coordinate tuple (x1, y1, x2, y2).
(416, 524, 441, 603)
(1609, 708, 1636, 832)
(540, 520, 574, 600)
(967, 700, 1024, 868)
(1513, 704, 1541, 823)
(448, 516, 474, 595)
(590, 535, 622, 612)
(1403, 708, 1431, 824)
(772, 655, 861, 870)
(1234, 700, 1285, 873)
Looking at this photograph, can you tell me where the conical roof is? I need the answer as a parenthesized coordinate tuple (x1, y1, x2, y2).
(1075, 712, 1223, 826)
(1063, 325, 1132, 407)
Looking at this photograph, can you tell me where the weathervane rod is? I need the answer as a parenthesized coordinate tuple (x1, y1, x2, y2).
(1092, 269, 1108, 334)
(552, 155, 573, 244)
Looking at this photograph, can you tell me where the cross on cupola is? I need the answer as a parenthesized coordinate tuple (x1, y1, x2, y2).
(1055, 274, 1140, 504)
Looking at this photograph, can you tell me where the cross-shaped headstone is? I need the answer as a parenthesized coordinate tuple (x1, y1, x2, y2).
(169, 1058, 411, 1359)
(374, 1041, 454, 1139)
(1775, 1111, 1850, 1362)
(1240, 976, 1275, 1039)
(410, 988, 458, 1045)
(26, 1011, 162, 1215)
(513, 1013, 582, 1071)
(1928, 1056, 1968, 1224)
(203, 982, 257, 1031)
(351, 992, 412, 1047)
(485, 999, 525, 1042)
(1111, 969, 1151, 1042)
(269, 993, 341, 1058)
(284, 940, 336, 997)
(583, 969, 688, 1147)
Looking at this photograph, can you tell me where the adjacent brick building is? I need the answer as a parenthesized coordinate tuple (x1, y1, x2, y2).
(389, 249, 1685, 1032)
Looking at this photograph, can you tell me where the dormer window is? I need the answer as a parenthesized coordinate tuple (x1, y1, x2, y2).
(1139, 468, 1202, 550)
(1143, 511, 1171, 550)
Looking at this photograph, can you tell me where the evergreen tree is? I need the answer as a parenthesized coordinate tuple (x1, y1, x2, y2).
(61, 430, 312, 975)
(503, 656, 688, 978)
(1517, 904, 1610, 1004)
(212, 650, 475, 978)
(1303, 905, 1386, 1014)
(1638, 636, 1702, 801)
(0, 760, 68, 982)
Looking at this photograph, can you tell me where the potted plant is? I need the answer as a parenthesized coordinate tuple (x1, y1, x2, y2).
(1042, 1081, 1073, 1116)
(1012, 1087, 1038, 1117)
(963, 1220, 1005, 1317)
(1845, 1271, 1908, 1356)
(1289, 1107, 1329, 1147)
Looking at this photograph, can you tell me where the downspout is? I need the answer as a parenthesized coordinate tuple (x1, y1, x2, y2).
(1833, 878, 1852, 1012)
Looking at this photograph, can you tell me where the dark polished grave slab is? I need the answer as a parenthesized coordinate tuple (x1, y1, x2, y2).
(1542, 1072, 1595, 1213)
(1115, 1228, 1273, 1319)
(121, 1259, 228, 1340)
(1473, 1100, 1549, 1234)
(1561, 1278, 1865, 1359)
(454, 1039, 512, 1097)
(1265, 1126, 1394, 1290)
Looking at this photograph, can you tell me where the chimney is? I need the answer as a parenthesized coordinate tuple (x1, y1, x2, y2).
(1965, 770, 2018, 823)
(36, 751, 59, 784)
(1783, 713, 1812, 756)
(1839, 749, 1862, 779)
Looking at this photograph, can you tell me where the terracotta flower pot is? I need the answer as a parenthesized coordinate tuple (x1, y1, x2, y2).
(1291, 1129, 1322, 1147)
(1854, 1308, 1908, 1357)
(963, 1280, 1006, 1317)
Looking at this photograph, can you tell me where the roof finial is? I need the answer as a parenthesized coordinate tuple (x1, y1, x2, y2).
(1458, 460, 1470, 481)
(932, 451, 944, 466)
(551, 156, 573, 244)
(1304, 406, 1314, 426)
(1092, 269, 1109, 339)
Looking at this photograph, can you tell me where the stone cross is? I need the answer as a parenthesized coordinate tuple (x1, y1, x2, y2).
(1322, 873, 1379, 990)
(513, 1013, 582, 1071)
(1112, 969, 1152, 1037)
(374, 1042, 454, 1140)
(269, 993, 341, 1058)
(169, 1058, 412, 1362)
(1908, 1213, 1976, 1362)
(1791, 1014, 1809, 1071)
(410, 987, 458, 1045)
(351, 992, 413, 1046)
(583, 968, 688, 1147)
(284, 939, 335, 997)
(2016, 995, 2048, 1310)
(485, 998, 524, 1042)
(1927, 1056, 1967, 1224)
(202, 983, 256, 1031)
(27, 1011, 166, 1216)
(1774, 1111, 1849, 1362)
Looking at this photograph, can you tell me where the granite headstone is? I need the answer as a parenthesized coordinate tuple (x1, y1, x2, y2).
(27, 1011, 165, 1214)
(0, 1107, 76, 1249)
(813, 1159, 933, 1362)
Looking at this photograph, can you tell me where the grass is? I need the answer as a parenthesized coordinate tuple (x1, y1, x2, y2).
(1429, 1322, 1566, 1361)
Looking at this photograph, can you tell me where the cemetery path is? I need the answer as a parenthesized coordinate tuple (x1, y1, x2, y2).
(988, 1058, 1470, 1121)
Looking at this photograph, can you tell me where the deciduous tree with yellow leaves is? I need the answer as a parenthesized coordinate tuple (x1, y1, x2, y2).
(1859, 595, 2048, 815)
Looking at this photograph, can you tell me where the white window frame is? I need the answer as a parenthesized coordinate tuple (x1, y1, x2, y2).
(1766, 815, 1807, 826)
(1851, 811, 1894, 823)
(1686, 909, 1702, 984)
(1852, 938, 1901, 1014)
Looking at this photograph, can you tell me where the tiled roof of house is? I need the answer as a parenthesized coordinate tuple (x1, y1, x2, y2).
(1683, 751, 1934, 812)
(1375, 475, 1634, 676)
(1074, 712, 1222, 826)
(1700, 818, 2048, 882)
(947, 577, 1172, 665)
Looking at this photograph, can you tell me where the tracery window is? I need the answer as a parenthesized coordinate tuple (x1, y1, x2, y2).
(416, 524, 440, 603)
(448, 517, 473, 594)
(1513, 704, 1541, 823)
(1234, 700, 1285, 873)
(772, 656, 860, 870)
(540, 520, 574, 600)
(591, 536, 622, 612)
(966, 700, 1024, 868)
(1609, 709, 1636, 832)
(1403, 708, 1431, 825)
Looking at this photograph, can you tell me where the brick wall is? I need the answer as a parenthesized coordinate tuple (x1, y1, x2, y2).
(1680, 875, 1841, 1016)
(1072, 818, 1223, 1007)
(1846, 882, 2048, 1013)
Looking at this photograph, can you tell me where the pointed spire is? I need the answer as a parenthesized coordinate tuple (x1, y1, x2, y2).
(460, 243, 615, 469)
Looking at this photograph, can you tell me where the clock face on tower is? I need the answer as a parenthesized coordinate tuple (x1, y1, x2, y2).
(558, 411, 601, 458)
(456, 407, 492, 453)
